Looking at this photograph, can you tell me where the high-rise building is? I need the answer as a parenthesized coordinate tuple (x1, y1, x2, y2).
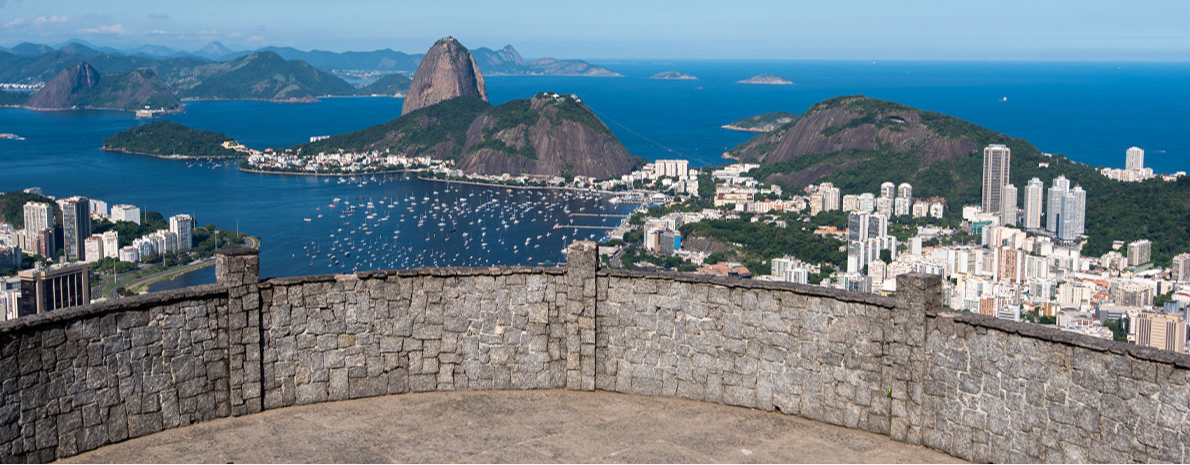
(1117, 282, 1154, 307)
(842, 194, 860, 212)
(819, 183, 840, 211)
(1126, 146, 1145, 171)
(21, 202, 53, 255)
(875, 197, 893, 218)
(1046, 176, 1070, 234)
(1000, 183, 1018, 226)
(170, 214, 194, 251)
(118, 245, 140, 263)
(1127, 240, 1151, 267)
(893, 197, 911, 216)
(83, 235, 103, 263)
(89, 199, 108, 218)
(110, 204, 141, 225)
(867, 214, 888, 240)
(897, 183, 912, 200)
(58, 196, 90, 262)
(17, 263, 90, 318)
(1136, 312, 1186, 353)
(847, 212, 870, 242)
(650, 159, 690, 180)
(880, 182, 896, 199)
(981, 144, 1011, 214)
(858, 193, 875, 214)
(101, 230, 119, 259)
(771, 258, 809, 284)
(1023, 177, 1044, 230)
(997, 248, 1024, 284)
(1058, 185, 1086, 241)
(35, 229, 55, 259)
(1173, 254, 1190, 282)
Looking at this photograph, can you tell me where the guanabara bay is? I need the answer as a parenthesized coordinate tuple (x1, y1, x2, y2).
(2, 2, 1189, 464)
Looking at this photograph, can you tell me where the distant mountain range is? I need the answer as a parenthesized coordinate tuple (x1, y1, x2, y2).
(0, 40, 618, 78)
(0, 40, 618, 111)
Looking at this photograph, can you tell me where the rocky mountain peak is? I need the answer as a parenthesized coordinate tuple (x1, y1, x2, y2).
(24, 62, 101, 109)
(402, 37, 487, 114)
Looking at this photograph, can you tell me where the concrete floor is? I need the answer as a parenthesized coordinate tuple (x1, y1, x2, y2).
(61, 390, 961, 463)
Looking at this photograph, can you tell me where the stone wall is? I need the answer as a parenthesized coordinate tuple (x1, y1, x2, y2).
(3, 243, 1190, 463)
(255, 267, 576, 409)
(595, 270, 899, 435)
(0, 285, 232, 462)
(918, 310, 1190, 463)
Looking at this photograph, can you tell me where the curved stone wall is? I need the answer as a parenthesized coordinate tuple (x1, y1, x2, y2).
(3, 242, 1190, 463)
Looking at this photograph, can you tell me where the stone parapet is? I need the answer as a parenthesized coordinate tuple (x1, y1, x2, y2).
(3, 249, 1190, 463)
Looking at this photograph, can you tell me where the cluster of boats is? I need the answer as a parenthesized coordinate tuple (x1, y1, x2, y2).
(293, 176, 633, 273)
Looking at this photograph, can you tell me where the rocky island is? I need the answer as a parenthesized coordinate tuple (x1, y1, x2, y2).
(649, 71, 698, 80)
(296, 37, 642, 180)
(721, 111, 799, 132)
(102, 121, 243, 158)
(737, 73, 794, 85)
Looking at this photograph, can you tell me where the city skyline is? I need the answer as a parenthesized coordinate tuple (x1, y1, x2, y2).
(2, 0, 1190, 61)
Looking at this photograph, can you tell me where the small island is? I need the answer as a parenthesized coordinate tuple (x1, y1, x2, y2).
(721, 111, 799, 132)
(358, 73, 412, 97)
(649, 71, 698, 80)
(102, 121, 245, 158)
(737, 73, 794, 85)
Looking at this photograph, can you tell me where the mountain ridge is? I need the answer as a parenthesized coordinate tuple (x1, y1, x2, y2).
(23, 62, 181, 112)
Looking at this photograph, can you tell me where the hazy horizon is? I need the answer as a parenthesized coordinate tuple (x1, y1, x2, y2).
(2, 0, 1189, 62)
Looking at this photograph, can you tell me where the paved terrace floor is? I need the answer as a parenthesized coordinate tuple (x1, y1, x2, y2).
(61, 390, 961, 463)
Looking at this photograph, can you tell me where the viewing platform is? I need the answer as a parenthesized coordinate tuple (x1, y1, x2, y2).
(61, 390, 958, 463)
(4, 243, 1189, 463)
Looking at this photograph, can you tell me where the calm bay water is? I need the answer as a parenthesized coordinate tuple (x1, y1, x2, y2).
(1, 60, 1188, 286)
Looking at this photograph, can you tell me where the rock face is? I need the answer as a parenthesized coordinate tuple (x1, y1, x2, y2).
(402, 37, 487, 115)
(25, 62, 181, 111)
(24, 62, 100, 109)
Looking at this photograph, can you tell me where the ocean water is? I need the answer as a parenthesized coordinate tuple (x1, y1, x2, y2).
(2, 60, 1188, 286)
(487, 60, 1190, 173)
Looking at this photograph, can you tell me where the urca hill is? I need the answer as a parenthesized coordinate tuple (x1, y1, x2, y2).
(731, 94, 1190, 263)
(297, 37, 641, 179)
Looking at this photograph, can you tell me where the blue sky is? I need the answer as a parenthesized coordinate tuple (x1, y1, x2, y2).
(2, 0, 1188, 60)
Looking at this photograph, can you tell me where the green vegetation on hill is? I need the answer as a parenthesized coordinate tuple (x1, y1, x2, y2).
(0, 191, 62, 229)
(102, 121, 241, 157)
(298, 95, 489, 156)
(79, 69, 180, 110)
(732, 95, 1190, 265)
(724, 111, 799, 131)
(298, 93, 613, 159)
(0, 91, 29, 106)
(679, 219, 846, 275)
(359, 73, 411, 95)
(535, 92, 613, 136)
(174, 51, 357, 101)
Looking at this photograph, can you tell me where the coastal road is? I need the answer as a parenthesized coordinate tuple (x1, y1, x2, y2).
(98, 236, 260, 299)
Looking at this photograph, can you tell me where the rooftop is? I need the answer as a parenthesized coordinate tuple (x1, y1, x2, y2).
(60, 390, 960, 463)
